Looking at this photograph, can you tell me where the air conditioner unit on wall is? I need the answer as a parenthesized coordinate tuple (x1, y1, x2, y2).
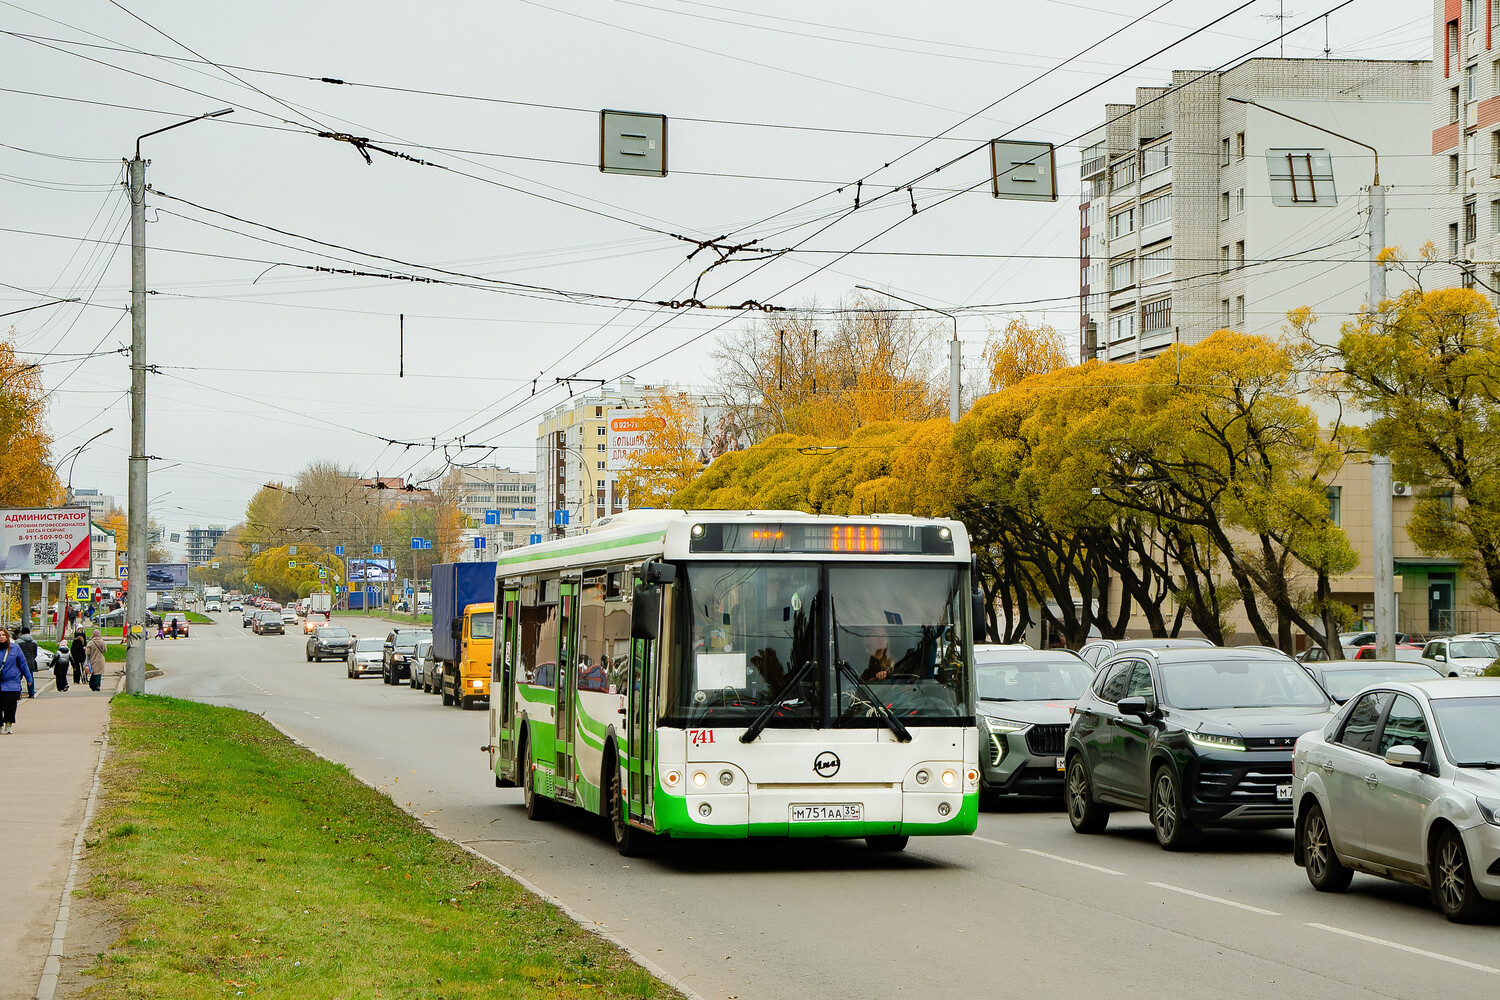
(1392, 482, 1411, 496)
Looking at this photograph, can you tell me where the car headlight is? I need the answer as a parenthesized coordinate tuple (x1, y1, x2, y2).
(1477, 797, 1500, 826)
(981, 716, 1028, 734)
(1188, 732, 1247, 752)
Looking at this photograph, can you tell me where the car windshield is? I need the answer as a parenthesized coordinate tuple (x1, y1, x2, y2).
(316, 627, 350, 639)
(414, 640, 430, 657)
(1158, 656, 1330, 709)
(1319, 666, 1439, 701)
(1448, 640, 1499, 659)
(470, 612, 494, 639)
(353, 637, 383, 652)
(669, 561, 970, 728)
(976, 657, 1093, 701)
(394, 631, 430, 650)
(1430, 696, 1500, 765)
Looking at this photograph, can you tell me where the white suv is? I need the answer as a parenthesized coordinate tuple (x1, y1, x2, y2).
(1422, 636, 1500, 677)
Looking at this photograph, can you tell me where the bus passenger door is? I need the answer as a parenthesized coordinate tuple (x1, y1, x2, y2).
(554, 580, 579, 801)
(626, 573, 660, 826)
(493, 586, 520, 782)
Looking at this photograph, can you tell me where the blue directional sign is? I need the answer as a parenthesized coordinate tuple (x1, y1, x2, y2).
(334, 545, 344, 556)
(422, 539, 432, 550)
(529, 533, 543, 545)
(553, 510, 569, 526)
(411, 537, 424, 550)
(372, 544, 381, 555)
(474, 536, 486, 549)
(484, 510, 500, 525)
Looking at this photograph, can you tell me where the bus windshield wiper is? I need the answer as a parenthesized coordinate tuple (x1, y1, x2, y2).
(740, 657, 816, 744)
(834, 659, 912, 743)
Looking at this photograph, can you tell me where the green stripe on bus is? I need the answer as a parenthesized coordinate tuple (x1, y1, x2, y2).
(493, 530, 666, 568)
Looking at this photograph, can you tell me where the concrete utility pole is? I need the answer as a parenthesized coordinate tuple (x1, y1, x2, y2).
(125, 108, 231, 694)
(854, 286, 962, 422)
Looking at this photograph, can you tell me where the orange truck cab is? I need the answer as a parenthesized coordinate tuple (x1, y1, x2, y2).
(442, 601, 494, 709)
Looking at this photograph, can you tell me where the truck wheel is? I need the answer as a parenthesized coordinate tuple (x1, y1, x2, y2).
(442, 682, 453, 706)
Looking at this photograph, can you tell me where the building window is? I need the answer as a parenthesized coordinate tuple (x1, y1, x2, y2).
(1141, 296, 1171, 333)
(1109, 257, 1135, 290)
(1141, 142, 1170, 175)
(1109, 157, 1135, 191)
(1110, 207, 1135, 238)
(1221, 300, 1230, 327)
(1450, 222, 1461, 256)
(596, 461, 605, 470)
(1493, 59, 1500, 94)
(1463, 268, 1477, 289)
(1235, 240, 1245, 268)
(1234, 295, 1245, 326)
(1491, 199, 1500, 233)
(1236, 187, 1245, 212)
(1141, 193, 1171, 228)
(1464, 0, 1475, 29)
(1221, 138, 1230, 166)
(1220, 191, 1230, 220)
(1325, 486, 1342, 526)
(596, 425, 606, 435)
(1451, 154, 1462, 187)
(1220, 245, 1231, 272)
(596, 443, 606, 452)
(1267, 149, 1337, 206)
(1468, 62, 1480, 104)
(1450, 85, 1461, 121)
(1140, 247, 1171, 280)
(1108, 310, 1136, 343)
(1466, 198, 1478, 243)
(1236, 131, 1245, 159)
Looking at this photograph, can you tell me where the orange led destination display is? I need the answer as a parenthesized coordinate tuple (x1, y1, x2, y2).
(688, 522, 954, 556)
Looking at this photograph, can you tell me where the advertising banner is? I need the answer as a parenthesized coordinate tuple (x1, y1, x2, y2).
(146, 563, 189, 589)
(0, 507, 91, 573)
(606, 409, 666, 471)
(347, 558, 394, 583)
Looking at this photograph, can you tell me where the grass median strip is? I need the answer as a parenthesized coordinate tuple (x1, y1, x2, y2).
(82, 694, 680, 999)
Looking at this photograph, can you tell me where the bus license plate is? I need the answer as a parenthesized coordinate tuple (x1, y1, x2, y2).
(790, 803, 862, 823)
(1276, 784, 1293, 801)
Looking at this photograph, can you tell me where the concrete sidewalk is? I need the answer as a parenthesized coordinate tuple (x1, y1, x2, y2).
(0, 671, 112, 1000)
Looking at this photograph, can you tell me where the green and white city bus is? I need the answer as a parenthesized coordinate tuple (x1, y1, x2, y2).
(486, 509, 980, 854)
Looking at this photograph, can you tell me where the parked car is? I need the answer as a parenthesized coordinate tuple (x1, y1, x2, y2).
(409, 638, 435, 691)
(1421, 636, 1500, 677)
(381, 628, 432, 684)
(254, 610, 283, 635)
(1350, 643, 1426, 662)
(301, 612, 330, 635)
(346, 636, 384, 678)
(1065, 646, 1338, 850)
(306, 625, 352, 662)
(974, 645, 1094, 801)
(1299, 658, 1447, 704)
(1293, 678, 1500, 922)
(98, 607, 162, 629)
(1077, 636, 1214, 668)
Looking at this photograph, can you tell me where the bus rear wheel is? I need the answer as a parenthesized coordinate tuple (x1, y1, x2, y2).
(523, 739, 552, 822)
(865, 835, 908, 852)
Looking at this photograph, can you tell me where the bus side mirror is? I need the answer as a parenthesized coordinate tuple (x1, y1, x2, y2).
(971, 591, 986, 642)
(631, 585, 661, 641)
(450, 618, 462, 640)
(644, 562, 676, 585)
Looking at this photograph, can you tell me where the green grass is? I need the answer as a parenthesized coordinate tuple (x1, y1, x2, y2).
(38, 638, 127, 661)
(333, 609, 433, 625)
(82, 695, 677, 1000)
(184, 611, 213, 624)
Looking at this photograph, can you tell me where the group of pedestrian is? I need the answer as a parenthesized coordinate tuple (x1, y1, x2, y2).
(0, 623, 106, 735)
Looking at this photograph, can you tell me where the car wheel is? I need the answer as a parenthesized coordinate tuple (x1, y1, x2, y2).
(1066, 756, 1109, 834)
(1301, 802, 1353, 892)
(1433, 828, 1490, 923)
(1150, 766, 1199, 851)
(306, 651, 313, 662)
(865, 835, 909, 852)
(522, 738, 552, 822)
(409, 670, 419, 689)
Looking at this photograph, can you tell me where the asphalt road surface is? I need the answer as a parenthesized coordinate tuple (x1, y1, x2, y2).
(147, 617, 1500, 1000)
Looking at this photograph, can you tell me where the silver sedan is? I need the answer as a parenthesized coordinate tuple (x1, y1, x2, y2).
(1292, 678, 1500, 922)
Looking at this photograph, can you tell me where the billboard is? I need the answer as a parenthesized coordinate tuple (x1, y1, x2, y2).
(606, 404, 751, 472)
(347, 558, 394, 583)
(606, 409, 666, 471)
(146, 563, 189, 589)
(0, 507, 91, 573)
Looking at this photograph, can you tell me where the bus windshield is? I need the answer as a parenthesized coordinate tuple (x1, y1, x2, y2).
(672, 561, 970, 728)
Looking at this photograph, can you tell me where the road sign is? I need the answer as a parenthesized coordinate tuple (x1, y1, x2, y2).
(410, 537, 424, 550)
(119, 565, 128, 578)
(989, 140, 1058, 202)
(211, 561, 220, 569)
(372, 544, 381, 555)
(288, 545, 298, 555)
(251, 543, 260, 553)
(599, 110, 667, 176)
(289, 561, 297, 568)
(474, 536, 486, 549)
(334, 545, 344, 556)
(484, 510, 500, 525)
(529, 533, 542, 545)
(553, 510, 569, 526)
(422, 539, 432, 550)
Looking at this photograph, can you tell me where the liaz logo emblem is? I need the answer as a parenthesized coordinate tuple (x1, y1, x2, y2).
(813, 751, 841, 778)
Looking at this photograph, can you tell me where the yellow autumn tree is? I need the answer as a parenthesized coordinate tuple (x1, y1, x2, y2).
(0, 331, 61, 508)
(617, 390, 705, 509)
(981, 318, 1071, 392)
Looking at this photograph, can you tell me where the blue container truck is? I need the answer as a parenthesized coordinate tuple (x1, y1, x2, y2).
(431, 562, 497, 709)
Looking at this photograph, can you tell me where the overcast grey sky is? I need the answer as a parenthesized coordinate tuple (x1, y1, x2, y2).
(1, 0, 1428, 552)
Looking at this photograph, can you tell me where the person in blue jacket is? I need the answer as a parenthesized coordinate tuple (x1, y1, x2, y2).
(0, 626, 35, 734)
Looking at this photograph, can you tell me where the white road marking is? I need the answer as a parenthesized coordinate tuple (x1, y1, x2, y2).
(1019, 848, 1124, 876)
(972, 835, 1008, 847)
(1306, 923, 1500, 976)
(1147, 881, 1280, 916)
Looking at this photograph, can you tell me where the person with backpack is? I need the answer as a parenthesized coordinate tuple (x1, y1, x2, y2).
(0, 627, 34, 733)
(51, 637, 70, 692)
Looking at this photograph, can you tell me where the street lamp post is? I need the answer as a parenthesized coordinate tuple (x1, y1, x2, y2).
(1226, 97, 1393, 660)
(126, 108, 232, 694)
(854, 286, 962, 423)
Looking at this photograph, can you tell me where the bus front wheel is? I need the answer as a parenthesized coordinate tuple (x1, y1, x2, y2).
(523, 739, 553, 822)
(609, 756, 652, 857)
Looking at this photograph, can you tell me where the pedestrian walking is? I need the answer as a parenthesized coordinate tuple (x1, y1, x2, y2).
(52, 639, 70, 692)
(0, 626, 34, 734)
(70, 631, 87, 687)
(87, 628, 106, 692)
(17, 626, 38, 677)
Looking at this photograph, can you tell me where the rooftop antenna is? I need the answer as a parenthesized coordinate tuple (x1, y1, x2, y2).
(1261, 1, 1297, 57)
(1323, 14, 1331, 58)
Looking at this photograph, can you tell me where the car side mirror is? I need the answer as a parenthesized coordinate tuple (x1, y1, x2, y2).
(1116, 695, 1158, 719)
(1433, 652, 1446, 661)
(631, 585, 661, 641)
(1384, 744, 1426, 769)
(383, 642, 393, 650)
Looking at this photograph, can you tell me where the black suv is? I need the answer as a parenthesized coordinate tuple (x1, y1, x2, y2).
(381, 628, 431, 685)
(1064, 647, 1337, 850)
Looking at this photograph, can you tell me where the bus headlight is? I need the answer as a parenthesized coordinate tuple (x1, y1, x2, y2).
(941, 769, 956, 787)
(692, 771, 707, 788)
(665, 770, 681, 787)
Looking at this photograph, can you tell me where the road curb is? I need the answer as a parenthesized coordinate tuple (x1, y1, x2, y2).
(261, 717, 706, 1000)
(33, 689, 113, 1000)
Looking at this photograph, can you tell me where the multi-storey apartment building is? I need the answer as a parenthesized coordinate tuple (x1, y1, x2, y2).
(184, 524, 227, 567)
(451, 466, 537, 553)
(1080, 58, 1429, 362)
(536, 381, 655, 537)
(1433, 0, 1500, 289)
